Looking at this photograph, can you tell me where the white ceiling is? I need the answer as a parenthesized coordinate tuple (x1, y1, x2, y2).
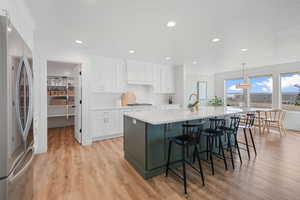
(26, 0, 300, 74)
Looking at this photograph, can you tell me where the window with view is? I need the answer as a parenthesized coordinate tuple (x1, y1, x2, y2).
(225, 79, 245, 106)
(249, 76, 273, 108)
(281, 73, 300, 111)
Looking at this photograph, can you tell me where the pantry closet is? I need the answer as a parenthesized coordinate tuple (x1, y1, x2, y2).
(47, 61, 82, 145)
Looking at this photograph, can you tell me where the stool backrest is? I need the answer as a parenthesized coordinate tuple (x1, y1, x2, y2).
(229, 116, 241, 133)
(182, 123, 204, 141)
(209, 118, 225, 131)
(244, 113, 256, 128)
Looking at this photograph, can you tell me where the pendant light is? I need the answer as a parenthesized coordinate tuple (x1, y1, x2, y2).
(236, 62, 250, 89)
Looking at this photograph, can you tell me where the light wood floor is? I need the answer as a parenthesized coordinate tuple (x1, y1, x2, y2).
(34, 127, 300, 200)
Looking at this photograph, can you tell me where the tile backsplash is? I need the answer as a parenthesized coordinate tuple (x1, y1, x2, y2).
(89, 85, 172, 108)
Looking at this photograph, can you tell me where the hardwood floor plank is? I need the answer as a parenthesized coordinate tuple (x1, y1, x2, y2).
(34, 126, 300, 200)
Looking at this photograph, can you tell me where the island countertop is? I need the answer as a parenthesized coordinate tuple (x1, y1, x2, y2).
(125, 106, 238, 125)
(124, 106, 267, 125)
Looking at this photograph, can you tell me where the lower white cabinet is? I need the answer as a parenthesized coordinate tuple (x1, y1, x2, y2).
(92, 110, 121, 139)
(91, 105, 180, 141)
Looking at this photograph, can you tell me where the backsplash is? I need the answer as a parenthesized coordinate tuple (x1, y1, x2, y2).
(89, 85, 172, 108)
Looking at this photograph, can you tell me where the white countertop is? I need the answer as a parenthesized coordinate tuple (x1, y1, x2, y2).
(124, 106, 269, 125)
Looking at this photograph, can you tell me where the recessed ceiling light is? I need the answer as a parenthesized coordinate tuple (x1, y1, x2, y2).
(167, 21, 176, 28)
(165, 57, 171, 60)
(129, 50, 135, 54)
(192, 61, 198, 65)
(7, 27, 12, 32)
(212, 38, 221, 42)
(241, 48, 248, 52)
(75, 40, 83, 44)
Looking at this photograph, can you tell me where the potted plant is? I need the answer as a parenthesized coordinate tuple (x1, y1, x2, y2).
(208, 96, 224, 106)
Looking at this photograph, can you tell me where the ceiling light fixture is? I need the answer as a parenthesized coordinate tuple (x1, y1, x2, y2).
(236, 63, 250, 89)
(7, 26, 12, 32)
(241, 48, 248, 52)
(167, 21, 176, 28)
(165, 57, 171, 60)
(75, 40, 83, 44)
(129, 50, 135, 54)
(192, 61, 198, 65)
(212, 38, 221, 42)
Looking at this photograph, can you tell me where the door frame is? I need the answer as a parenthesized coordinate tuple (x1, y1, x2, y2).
(44, 59, 85, 151)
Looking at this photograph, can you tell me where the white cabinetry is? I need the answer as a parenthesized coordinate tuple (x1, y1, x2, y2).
(153, 65, 175, 94)
(92, 110, 121, 139)
(91, 105, 180, 141)
(93, 58, 126, 93)
(126, 60, 153, 85)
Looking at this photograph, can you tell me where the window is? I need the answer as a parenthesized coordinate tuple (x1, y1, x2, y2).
(225, 79, 245, 106)
(249, 75, 273, 108)
(281, 73, 300, 111)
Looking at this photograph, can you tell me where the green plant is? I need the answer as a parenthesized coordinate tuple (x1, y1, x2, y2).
(208, 96, 224, 106)
(295, 90, 300, 106)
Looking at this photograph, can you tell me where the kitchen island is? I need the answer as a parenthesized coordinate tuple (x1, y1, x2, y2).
(124, 106, 250, 179)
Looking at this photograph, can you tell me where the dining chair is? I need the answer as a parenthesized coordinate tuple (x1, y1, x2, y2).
(262, 109, 286, 136)
(253, 111, 266, 135)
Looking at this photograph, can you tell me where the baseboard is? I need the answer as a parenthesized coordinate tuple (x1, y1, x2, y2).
(286, 128, 300, 133)
(92, 133, 123, 142)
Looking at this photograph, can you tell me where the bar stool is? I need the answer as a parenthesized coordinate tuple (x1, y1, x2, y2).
(222, 116, 242, 169)
(200, 118, 227, 175)
(239, 113, 257, 159)
(165, 122, 205, 194)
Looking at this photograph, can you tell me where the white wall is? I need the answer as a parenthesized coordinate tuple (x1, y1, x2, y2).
(47, 61, 78, 77)
(1, 0, 35, 49)
(215, 62, 300, 130)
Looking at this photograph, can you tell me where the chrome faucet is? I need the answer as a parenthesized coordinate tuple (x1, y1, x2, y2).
(189, 93, 197, 101)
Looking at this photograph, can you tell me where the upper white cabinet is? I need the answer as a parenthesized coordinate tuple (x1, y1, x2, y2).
(92, 58, 126, 93)
(126, 60, 154, 85)
(153, 64, 175, 94)
(91, 58, 175, 93)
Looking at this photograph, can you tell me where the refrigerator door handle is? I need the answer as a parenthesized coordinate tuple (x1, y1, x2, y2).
(15, 56, 33, 143)
(8, 146, 34, 182)
(0, 176, 8, 180)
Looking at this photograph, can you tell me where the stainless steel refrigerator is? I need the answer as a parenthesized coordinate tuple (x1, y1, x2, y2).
(0, 15, 34, 200)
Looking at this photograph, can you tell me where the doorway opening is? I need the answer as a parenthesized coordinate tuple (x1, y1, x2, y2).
(46, 60, 82, 149)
